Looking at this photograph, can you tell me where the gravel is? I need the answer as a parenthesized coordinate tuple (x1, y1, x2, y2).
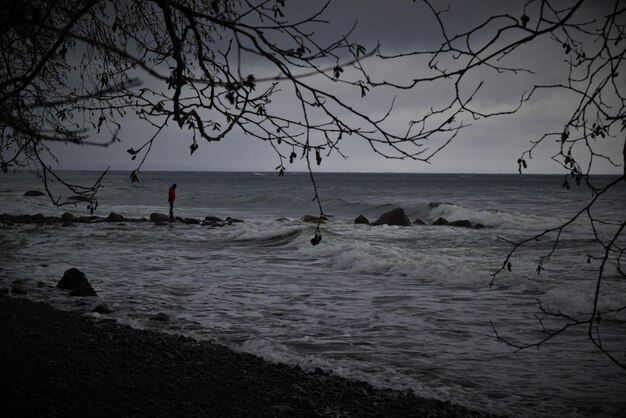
(0, 296, 496, 417)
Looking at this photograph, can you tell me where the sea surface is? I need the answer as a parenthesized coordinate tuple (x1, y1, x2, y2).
(1, 170, 625, 417)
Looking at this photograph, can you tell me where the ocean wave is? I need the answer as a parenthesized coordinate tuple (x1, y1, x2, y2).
(301, 198, 556, 230)
(232, 225, 308, 247)
(420, 202, 570, 231)
(425, 203, 520, 227)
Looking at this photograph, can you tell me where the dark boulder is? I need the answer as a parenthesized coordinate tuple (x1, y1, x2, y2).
(182, 218, 201, 225)
(355, 215, 369, 224)
(432, 217, 449, 226)
(225, 217, 244, 223)
(203, 216, 227, 227)
(66, 195, 91, 202)
(205, 216, 223, 223)
(413, 218, 426, 225)
(449, 220, 472, 228)
(23, 190, 46, 197)
(61, 212, 76, 222)
(11, 284, 27, 295)
(474, 223, 485, 229)
(370, 208, 411, 226)
(106, 212, 125, 222)
(150, 213, 172, 223)
(57, 268, 97, 297)
(32, 214, 46, 223)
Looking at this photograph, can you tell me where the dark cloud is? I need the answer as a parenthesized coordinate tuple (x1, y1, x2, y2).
(51, 0, 623, 175)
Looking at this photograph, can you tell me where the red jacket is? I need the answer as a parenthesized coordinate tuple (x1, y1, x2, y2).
(168, 187, 176, 201)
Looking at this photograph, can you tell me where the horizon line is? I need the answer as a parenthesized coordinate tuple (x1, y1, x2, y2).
(9, 168, 621, 176)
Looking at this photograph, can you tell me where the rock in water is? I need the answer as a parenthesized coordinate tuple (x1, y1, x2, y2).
(150, 213, 172, 223)
(66, 195, 91, 202)
(11, 284, 27, 295)
(204, 216, 223, 223)
(106, 212, 125, 222)
(57, 268, 97, 297)
(413, 218, 426, 225)
(370, 208, 411, 226)
(432, 217, 449, 226)
(225, 217, 244, 224)
(61, 212, 76, 222)
(23, 190, 46, 197)
(354, 215, 369, 224)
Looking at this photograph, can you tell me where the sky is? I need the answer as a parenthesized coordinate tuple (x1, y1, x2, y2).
(49, 0, 624, 175)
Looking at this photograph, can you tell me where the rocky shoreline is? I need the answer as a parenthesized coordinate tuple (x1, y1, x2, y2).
(11, 190, 488, 228)
(0, 212, 243, 227)
(1, 207, 485, 229)
(0, 295, 497, 417)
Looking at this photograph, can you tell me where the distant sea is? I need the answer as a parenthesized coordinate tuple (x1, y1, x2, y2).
(1, 171, 625, 417)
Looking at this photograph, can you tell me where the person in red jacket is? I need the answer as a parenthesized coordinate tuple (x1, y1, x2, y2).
(168, 183, 177, 219)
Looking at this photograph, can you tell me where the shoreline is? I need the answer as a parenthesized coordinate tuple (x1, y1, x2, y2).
(0, 295, 495, 417)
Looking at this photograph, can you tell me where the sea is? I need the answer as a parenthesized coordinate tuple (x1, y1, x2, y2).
(1, 170, 625, 417)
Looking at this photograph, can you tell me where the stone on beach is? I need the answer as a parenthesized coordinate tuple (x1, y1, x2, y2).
(355, 214, 369, 224)
(57, 268, 97, 297)
(11, 284, 27, 295)
(0, 297, 492, 417)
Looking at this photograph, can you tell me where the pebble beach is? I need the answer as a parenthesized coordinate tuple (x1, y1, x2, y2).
(0, 295, 493, 417)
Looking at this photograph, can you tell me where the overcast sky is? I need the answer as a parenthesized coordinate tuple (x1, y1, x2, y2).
(50, 0, 624, 175)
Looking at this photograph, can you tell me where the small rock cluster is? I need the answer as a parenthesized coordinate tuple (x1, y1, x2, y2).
(3, 268, 171, 320)
(0, 213, 244, 228)
(16, 189, 484, 229)
(299, 208, 485, 228)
